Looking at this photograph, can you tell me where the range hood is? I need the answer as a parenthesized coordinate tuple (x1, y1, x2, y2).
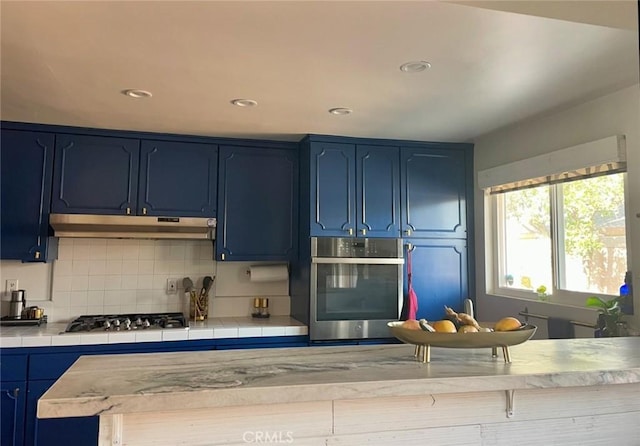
(49, 214, 216, 240)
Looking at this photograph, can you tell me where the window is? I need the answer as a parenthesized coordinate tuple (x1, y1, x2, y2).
(494, 173, 627, 304)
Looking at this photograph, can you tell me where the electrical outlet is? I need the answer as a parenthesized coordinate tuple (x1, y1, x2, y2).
(6, 279, 18, 293)
(167, 278, 178, 294)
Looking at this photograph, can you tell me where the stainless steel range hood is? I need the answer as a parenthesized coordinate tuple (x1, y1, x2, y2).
(49, 214, 216, 240)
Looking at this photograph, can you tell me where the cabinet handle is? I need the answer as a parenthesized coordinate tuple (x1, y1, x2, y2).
(360, 228, 367, 235)
(221, 253, 225, 261)
(348, 228, 353, 236)
(126, 207, 131, 215)
(404, 229, 412, 236)
(142, 208, 147, 215)
(34, 251, 41, 260)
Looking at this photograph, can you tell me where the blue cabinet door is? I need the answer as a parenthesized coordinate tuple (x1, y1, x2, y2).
(26, 380, 98, 446)
(51, 134, 140, 215)
(403, 238, 468, 321)
(356, 145, 400, 238)
(138, 140, 218, 217)
(217, 145, 298, 261)
(0, 130, 56, 262)
(400, 147, 467, 238)
(1, 382, 26, 446)
(309, 142, 356, 237)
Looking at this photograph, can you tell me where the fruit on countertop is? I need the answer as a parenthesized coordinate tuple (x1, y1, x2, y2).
(431, 320, 457, 333)
(458, 325, 479, 333)
(401, 319, 421, 330)
(494, 317, 523, 331)
(444, 305, 481, 330)
(419, 319, 436, 332)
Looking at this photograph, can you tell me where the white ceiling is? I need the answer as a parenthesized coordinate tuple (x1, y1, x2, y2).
(1, 1, 638, 143)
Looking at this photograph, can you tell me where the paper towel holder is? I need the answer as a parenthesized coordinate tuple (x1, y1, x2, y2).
(245, 264, 289, 282)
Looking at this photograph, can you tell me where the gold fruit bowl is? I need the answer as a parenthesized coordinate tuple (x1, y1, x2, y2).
(387, 321, 537, 363)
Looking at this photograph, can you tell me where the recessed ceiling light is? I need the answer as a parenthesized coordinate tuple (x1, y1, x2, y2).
(328, 107, 353, 116)
(231, 99, 258, 107)
(399, 61, 432, 73)
(122, 89, 152, 99)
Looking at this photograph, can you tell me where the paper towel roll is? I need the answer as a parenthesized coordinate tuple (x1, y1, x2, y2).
(248, 264, 289, 282)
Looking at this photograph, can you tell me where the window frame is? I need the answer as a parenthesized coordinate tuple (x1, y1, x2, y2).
(490, 173, 629, 308)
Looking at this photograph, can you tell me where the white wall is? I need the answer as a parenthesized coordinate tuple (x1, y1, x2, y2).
(473, 84, 640, 333)
(0, 238, 290, 322)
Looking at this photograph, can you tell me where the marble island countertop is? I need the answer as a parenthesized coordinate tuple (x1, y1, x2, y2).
(39, 337, 640, 419)
(0, 316, 307, 348)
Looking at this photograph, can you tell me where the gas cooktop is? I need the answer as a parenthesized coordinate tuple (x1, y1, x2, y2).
(64, 312, 188, 333)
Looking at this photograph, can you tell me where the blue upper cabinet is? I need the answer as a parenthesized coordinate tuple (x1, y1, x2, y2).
(307, 141, 400, 238)
(400, 146, 468, 238)
(0, 130, 56, 262)
(138, 140, 218, 217)
(356, 145, 401, 238)
(217, 145, 298, 261)
(51, 134, 140, 215)
(309, 142, 357, 237)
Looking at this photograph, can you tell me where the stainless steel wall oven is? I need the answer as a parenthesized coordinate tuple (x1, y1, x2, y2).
(310, 237, 404, 340)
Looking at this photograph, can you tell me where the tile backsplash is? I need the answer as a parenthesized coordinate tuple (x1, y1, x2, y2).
(0, 238, 290, 322)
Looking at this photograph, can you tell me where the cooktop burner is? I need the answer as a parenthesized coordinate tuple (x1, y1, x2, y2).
(64, 312, 188, 333)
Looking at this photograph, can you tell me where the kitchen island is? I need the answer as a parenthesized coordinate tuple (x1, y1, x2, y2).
(39, 337, 640, 446)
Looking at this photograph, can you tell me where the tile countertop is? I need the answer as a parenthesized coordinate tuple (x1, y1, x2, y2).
(0, 316, 308, 348)
(38, 337, 640, 419)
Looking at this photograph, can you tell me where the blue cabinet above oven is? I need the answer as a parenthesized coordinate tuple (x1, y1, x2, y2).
(303, 139, 401, 238)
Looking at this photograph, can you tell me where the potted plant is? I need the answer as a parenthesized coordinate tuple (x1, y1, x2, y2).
(586, 296, 627, 337)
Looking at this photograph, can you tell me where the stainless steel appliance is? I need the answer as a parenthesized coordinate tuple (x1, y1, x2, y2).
(49, 214, 216, 240)
(9, 290, 26, 319)
(310, 237, 404, 341)
(64, 312, 188, 333)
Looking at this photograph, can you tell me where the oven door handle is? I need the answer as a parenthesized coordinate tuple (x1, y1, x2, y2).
(311, 257, 404, 264)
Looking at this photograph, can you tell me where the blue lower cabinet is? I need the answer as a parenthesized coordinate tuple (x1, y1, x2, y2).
(403, 238, 469, 321)
(26, 380, 98, 446)
(1, 381, 26, 446)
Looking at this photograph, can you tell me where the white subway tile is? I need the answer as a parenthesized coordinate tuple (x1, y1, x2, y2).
(213, 327, 238, 338)
(104, 275, 122, 290)
(22, 336, 52, 347)
(135, 331, 162, 342)
(87, 290, 105, 306)
(72, 260, 89, 276)
(74, 244, 93, 260)
(81, 333, 109, 345)
(88, 275, 106, 291)
(261, 326, 287, 336)
(88, 244, 107, 260)
(138, 246, 155, 260)
(137, 275, 153, 290)
(0, 337, 22, 348)
(108, 332, 136, 344)
(238, 327, 262, 338)
(87, 305, 105, 314)
(162, 330, 188, 341)
(106, 244, 124, 260)
(121, 275, 138, 290)
(53, 276, 72, 292)
(154, 245, 171, 260)
(153, 261, 170, 275)
(122, 260, 139, 275)
(104, 290, 121, 304)
(106, 260, 122, 275)
(122, 242, 140, 259)
(168, 260, 184, 274)
(55, 260, 73, 276)
(69, 292, 88, 306)
(52, 291, 71, 305)
(138, 260, 154, 274)
(71, 275, 89, 291)
(52, 334, 82, 346)
(170, 245, 186, 260)
(57, 242, 74, 260)
(88, 260, 107, 276)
